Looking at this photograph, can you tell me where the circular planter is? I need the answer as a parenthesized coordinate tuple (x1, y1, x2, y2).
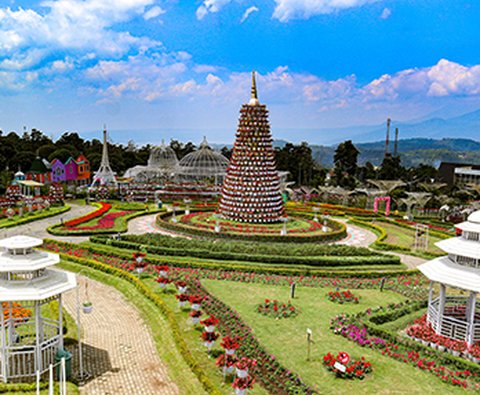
(178, 286, 188, 294)
(438, 345, 445, 352)
(83, 305, 93, 314)
(421, 340, 429, 346)
(191, 303, 201, 311)
(159, 283, 167, 289)
(205, 325, 215, 333)
(235, 389, 246, 395)
(471, 356, 480, 364)
(136, 267, 144, 274)
(159, 271, 167, 277)
(223, 366, 235, 375)
(204, 341, 214, 349)
(191, 317, 200, 325)
(178, 301, 187, 308)
(226, 349, 236, 356)
(452, 350, 460, 357)
(236, 368, 248, 378)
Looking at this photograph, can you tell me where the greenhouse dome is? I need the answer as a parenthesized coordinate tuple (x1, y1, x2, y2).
(178, 137, 229, 178)
(124, 140, 179, 181)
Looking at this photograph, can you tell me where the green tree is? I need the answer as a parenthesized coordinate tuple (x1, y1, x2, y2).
(333, 140, 359, 189)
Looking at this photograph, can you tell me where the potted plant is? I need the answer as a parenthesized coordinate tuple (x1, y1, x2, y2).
(190, 310, 203, 325)
(176, 281, 188, 294)
(200, 315, 219, 332)
(82, 301, 93, 314)
(235, 357, 256, 378)
(221, 336, 242, 355)
(155, 277, 171, 289)
(156, 265, 169, 278)
(232, 376, 255, 395)
(176, 293, 189, 308)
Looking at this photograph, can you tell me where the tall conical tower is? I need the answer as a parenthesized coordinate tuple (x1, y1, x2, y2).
(91, 126, 117, 187)
(218, 71, 285, 223)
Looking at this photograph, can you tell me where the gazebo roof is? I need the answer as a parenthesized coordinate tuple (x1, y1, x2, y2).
(436, 237, 480, 260)
(0, 235, 43, 250)
(419, 256, 480, 293)
(0, 269, 76, 302)
(0, 250, 60, 272)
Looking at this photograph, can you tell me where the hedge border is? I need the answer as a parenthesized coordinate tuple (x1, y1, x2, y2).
(47, 239, 413, 278)
(156, 210, 347, 243)
(0, 205, 70, 230)
(91, 236, 401, 268)
(57, 254, 222, 395)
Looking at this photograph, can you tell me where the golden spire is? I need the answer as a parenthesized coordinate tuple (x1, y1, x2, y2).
(249, 70, 260, 106)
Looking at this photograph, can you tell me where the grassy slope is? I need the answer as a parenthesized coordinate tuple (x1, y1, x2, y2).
(380, 221, 443, 255)
(203, 279, 466, 395)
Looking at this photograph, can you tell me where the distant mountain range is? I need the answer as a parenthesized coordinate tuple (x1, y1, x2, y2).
(307, 138, 480, 168)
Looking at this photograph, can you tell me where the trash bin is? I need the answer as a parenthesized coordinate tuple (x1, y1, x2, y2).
(55, 348, 72, 379)
(157, 201, 163, 209)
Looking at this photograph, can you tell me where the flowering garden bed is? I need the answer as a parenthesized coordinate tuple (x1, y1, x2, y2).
(256, 299, 298, 319)
(155, 210, 347, 243)
(323, 352, 372, 380)
(327, 290, 360, 304)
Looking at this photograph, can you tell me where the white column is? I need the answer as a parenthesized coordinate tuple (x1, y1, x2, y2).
(58, 295, 63, 350)
(467, 292, 477, 345)
(35, 302, 42, 373)
(437, 284, 446, 334)
(1, 302, 7, 382)
(427, 281, 434, 323)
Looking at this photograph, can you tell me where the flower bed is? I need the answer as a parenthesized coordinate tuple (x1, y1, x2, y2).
(323, 352, 372, 379)
(256, 299, 298, 319)
(64, 202, 111, 227)
(330, 305, 480, 389)
(327, 290, 360, 304)
(68, 210, 133, 231)
(156, 210, 348, 243)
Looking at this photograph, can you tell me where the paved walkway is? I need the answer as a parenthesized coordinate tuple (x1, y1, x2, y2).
(63, 276, 179, 395)
(335, 220, 377, 247)
(0, 203, 92, 243)
(127, 214, 187, 238)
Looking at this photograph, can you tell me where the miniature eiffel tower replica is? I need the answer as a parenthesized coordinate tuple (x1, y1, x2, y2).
(91, 127, 117, 187)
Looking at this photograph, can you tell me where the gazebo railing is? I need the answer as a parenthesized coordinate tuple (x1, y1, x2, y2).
(428, 296, 480, 342)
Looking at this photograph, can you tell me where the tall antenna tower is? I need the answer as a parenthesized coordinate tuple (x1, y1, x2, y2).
(384, 118, 391, 158)
(91, 126, 117, 187)
(393, 127, 399, 157)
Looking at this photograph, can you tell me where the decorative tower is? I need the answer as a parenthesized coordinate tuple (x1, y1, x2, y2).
(91, 127, 117, 187)
(218, 71, 285, 223)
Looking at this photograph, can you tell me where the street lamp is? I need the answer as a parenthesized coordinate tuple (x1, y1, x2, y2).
(313, 206, 320, 222)
(75, 271, 91, 384)
(280, 217, 289, 236)
(184, 198, 192, 215)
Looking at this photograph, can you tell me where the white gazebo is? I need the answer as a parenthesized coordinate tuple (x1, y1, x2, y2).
(419, 211, 480, 345)
(0, 236, 76, 381)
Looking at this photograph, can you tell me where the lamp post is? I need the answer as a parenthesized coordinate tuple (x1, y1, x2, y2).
(184, 199, 192, 215)
(280, 217, 289, 236)
(313, 206, 320, 222)
(214, 214, 221, 233)
(75, 271, 91, 384)
(172, 206, 177, 223)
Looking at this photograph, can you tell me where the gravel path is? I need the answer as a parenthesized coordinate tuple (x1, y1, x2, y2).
(63, 276, 179, 395)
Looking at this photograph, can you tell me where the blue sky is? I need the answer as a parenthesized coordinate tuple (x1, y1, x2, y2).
(1, 0, 480, 145)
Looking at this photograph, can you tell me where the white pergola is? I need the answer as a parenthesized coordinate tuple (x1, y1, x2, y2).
(419, 211, 480, 345)
(0, 236, 76, 381)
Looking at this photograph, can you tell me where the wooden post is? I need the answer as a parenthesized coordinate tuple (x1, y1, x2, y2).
(437, 284, 446, 333)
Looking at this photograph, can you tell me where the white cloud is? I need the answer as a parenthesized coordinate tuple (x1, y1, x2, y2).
(380, 7, 391, 19)
(196, 0, 233, 20)
(364, 59, 480, 100)
(272, 0, 380, 22)
(143, 5, 165, 20)
(240, 6, 259, 22)
(0, 0, 159, 62)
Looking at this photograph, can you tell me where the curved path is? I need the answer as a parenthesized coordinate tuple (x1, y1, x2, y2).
(63, 276, 179, 395)
(0, 203, 94, 243)
(127, 214, 188, 238)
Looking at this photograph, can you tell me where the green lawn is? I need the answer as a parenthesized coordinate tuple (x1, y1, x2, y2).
(379, 221, 443, 255)
(203, 279, 467, 394)
(0, 205, 70, 229)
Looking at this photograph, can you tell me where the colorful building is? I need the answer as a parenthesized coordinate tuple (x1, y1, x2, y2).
(50, 155, 91, 185)
(26, 157, 52, 184)
(76, 155, 91, 185)
(51, 159, 66, 183)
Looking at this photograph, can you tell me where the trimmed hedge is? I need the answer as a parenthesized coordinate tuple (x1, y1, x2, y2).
(0, 205, 70, 229)
(92, 235, 402, 267)
(156, 210, 347, 243)
(48, 239, 411, 278)
(58, 255, 222, 395)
